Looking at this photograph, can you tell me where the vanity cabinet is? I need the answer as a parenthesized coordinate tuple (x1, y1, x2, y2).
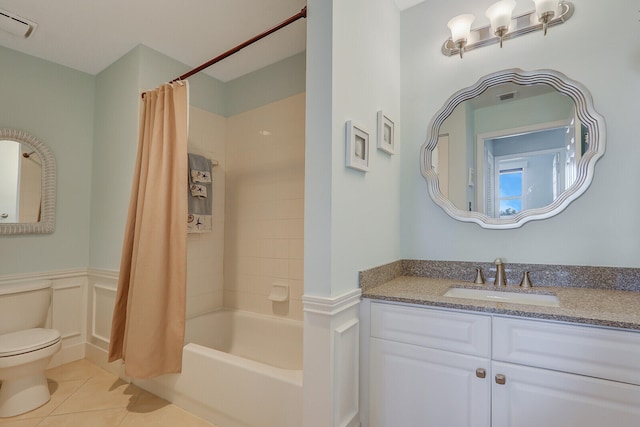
(367, 301, 640, 427)
(491, 361, 640, 426)
(491, 316, 640, 427)
(369, 303, 491, 427)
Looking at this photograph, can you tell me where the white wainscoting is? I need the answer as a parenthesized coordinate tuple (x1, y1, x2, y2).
(85, 269, 123, 376)
(303, 288, 362, 427)
(0, 269, 88, 368)
(87, 269, 118, 347)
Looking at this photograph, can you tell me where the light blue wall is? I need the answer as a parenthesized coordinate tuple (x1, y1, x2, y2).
(491, 128, 565, 156)
(304, 0, 402, 296)
(137, 45, 227, 116)
(0, 46, 95, 276)
(304, 0, 335, 296)
(89, 47, 141, 270)
(473, 91, 574, 136)
(226, 52, 306, 116)
(400, 0, 640, 267)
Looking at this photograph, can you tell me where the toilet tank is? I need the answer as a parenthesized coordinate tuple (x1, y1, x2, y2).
(0, 280, 52, 335)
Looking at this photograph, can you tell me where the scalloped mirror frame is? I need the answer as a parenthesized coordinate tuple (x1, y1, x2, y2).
(420, 68, 606, 229)
(0, 129, 56, 234)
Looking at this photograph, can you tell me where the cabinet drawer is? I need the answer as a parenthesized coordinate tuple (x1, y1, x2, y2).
(371, 302, 491, 357)
(493, 316, 640, 385)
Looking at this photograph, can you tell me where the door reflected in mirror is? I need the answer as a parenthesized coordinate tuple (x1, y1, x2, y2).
(421, 69, 605, 229)
(0, 140, 42, 223)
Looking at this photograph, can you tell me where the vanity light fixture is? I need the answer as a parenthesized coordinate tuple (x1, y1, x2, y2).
(447, 14, 475, 58)
(443, 1, 573, 58)
(485, 0, 517, 48)
(532, 0, 560, 35)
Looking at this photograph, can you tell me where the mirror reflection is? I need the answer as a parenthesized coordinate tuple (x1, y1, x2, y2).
(421, 69, 605, 229)
(0, 140, 42, 223)
(433, 82, 585, 218)
(0, 128, 55, 235)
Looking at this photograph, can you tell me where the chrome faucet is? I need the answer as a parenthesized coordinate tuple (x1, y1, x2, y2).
(494, 258, 507, 287)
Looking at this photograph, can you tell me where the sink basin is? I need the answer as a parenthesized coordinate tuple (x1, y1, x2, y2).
(444, 287, 560, 307)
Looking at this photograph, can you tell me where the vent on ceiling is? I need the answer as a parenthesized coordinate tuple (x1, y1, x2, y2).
(497, 91, 518, 102)
(0, 9, 38, 38)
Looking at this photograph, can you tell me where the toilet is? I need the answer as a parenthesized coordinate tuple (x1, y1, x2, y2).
(0, 280, 61, 418)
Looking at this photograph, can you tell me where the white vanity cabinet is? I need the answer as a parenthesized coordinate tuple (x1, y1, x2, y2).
(368, 302, 492, 427)
(491, 317, 640, 427)
(367, 301, 640, 427)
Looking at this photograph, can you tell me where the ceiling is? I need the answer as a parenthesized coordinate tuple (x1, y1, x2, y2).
(0, 0, 308, 82)
(0, 1, 424, 82)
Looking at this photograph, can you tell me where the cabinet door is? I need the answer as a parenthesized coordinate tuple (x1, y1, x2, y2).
(369, 337, 490, 427)
(492, 361, 640, 427)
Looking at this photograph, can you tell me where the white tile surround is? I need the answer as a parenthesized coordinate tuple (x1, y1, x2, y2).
(224, 93, 306, 320)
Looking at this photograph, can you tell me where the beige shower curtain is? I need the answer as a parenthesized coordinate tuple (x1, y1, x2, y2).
(108, 81, 189, 379)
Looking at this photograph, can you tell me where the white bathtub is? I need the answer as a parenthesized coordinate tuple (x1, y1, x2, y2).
(135, 309, 303, 427)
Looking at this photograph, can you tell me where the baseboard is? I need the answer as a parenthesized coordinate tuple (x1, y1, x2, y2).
(85, 342, 125, 379)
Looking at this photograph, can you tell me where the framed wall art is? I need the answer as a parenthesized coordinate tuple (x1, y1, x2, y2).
(345, 120, 370, 172)
(377, 111, 395, 155)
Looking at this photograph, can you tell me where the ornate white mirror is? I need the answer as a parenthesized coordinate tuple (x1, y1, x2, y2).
(0, 129, 56, 234)
(420, 69, 605, 229)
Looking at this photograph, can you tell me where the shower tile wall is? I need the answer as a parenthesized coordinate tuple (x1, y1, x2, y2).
(186, 106, 226, 318)
(225, 93, 305, 320)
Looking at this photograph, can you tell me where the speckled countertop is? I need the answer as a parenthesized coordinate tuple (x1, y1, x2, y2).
(360, 261, 640, 331)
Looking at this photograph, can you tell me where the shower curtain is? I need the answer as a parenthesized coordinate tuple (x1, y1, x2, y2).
(108, 81, 189, 379)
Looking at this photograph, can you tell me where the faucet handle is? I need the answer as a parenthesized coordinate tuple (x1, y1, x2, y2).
(473, 267, 486, 285)
(494, 257, 503, 265)
(520, 271, 533, 288)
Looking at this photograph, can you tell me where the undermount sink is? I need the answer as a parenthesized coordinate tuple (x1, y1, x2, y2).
(444, 286, 560, 307)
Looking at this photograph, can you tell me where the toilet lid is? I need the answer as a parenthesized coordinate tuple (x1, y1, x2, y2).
(0, 328, 61, 357)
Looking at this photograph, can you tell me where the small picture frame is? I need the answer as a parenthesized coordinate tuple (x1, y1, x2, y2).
(345, 120, 370, 172)
(377, 111, 395, 155)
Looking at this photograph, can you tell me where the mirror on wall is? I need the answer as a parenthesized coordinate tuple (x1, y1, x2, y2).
(421, 69, 606, 229)
(0, 129, 56, 234)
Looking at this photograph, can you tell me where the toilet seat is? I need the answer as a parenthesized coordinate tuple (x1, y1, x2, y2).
(0, 328, 61, 357)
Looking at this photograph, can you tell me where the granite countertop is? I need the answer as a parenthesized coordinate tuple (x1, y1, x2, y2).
(362, 276, 640, 331)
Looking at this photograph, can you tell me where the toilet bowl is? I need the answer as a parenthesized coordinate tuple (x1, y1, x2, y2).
(0, 280, 61, 418)
(0, 328, 61, 417)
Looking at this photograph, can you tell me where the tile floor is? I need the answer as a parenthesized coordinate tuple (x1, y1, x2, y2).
(0, 359, 218, 427)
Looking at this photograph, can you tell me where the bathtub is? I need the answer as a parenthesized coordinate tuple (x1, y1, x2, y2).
(135, 309, 303, 427)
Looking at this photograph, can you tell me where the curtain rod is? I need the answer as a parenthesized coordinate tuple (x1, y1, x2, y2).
(171, 6, 307, 83)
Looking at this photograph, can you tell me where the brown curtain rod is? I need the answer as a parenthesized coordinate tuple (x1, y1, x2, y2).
(172, 6, 307, 83)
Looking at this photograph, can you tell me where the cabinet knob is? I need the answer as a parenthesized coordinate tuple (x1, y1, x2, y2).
(475, 368, 486, 379)
(495, 374, 506, 385)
